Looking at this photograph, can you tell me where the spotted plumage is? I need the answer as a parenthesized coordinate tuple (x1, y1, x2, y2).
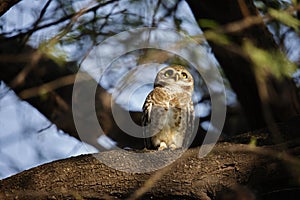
(142, 65, 195, 150)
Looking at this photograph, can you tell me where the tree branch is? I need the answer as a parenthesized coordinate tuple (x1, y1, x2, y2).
(0, 141, 299, 199)
(1, 0, 118, 38)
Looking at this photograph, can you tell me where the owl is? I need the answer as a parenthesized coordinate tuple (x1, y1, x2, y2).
(142, 65, 195, 150)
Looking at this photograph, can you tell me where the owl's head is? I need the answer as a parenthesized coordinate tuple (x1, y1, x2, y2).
(154, 65, 194, 93)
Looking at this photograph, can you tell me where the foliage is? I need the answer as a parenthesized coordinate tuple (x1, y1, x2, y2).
(244, 40, 297, 80)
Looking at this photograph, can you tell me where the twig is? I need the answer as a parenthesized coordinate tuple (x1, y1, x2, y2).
(202, 3, 300, 35)
(2, 0, 117, 38)
(22, 0, 53, 45)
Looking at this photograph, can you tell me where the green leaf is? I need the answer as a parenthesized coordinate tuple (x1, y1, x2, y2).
(243, 40, 297, 80)
(204, 30, 231, 45)
(268, 8, 300, 31)
(198, 19, 220, 29)
(249, 137, 257, 147)
(39, 42, 67, 67)
(291, 0, 298, 6)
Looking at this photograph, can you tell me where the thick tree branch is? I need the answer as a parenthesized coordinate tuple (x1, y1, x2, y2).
(0, 141, 299, 199)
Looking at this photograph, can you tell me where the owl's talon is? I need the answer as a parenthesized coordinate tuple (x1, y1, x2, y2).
(158, 142, 167, 150)
(169, 144, 177, 150)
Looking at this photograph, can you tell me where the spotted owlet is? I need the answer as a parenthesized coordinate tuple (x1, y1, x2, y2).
(142, 65, 195, 150)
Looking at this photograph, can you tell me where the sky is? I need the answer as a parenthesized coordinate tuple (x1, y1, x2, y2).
(0, 82, 98, 179)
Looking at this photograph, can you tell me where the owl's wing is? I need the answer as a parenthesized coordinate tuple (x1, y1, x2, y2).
(183, 101, 195, 148)
(142, 90, 169, 149)
(142, 98, 153, 149)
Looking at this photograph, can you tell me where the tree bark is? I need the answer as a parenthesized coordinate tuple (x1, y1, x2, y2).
(2, 115, 300, 199)
(0, 140, 299, 200)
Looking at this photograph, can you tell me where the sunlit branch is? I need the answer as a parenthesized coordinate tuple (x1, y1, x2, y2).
(9, 51, 42, 88)
(190, 3, 300, 60)
(197, 3, 300, 37)
(228, 140, 300, 167)
(18, 73, 77, 99)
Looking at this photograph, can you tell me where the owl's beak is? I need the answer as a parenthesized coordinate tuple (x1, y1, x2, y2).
(174, 73, 180, 81)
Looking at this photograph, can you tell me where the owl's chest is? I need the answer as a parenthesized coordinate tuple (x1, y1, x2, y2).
(165, 106, 179, 126)
(150, 87, 190, 127)
(165, 99, 188, 129)
(155, 104, 186, 147)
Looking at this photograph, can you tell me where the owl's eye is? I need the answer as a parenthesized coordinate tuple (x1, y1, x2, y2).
(164, 70, 173, 77)
(181, 72, 188, 79)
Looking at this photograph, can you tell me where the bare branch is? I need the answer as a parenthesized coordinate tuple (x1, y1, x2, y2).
(1, 0, 118, 38)
(18, 73, 77, 99)
(9, 51, 42, 88)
